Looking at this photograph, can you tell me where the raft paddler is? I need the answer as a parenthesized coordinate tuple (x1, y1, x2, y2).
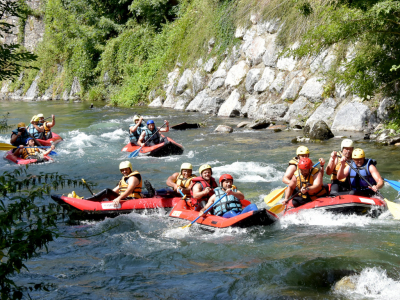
(14, 137, 55, 160)
(137, 119, 169, 147)
(282, 146, 311, 203)
(282, 157, 328, 207)
(326, 139, 353, 196)
(129, 115, 145, 146)
(112, 161, 143, 207)
(38, 114, 55, 140)
(166, 162, 196, 196)
(27, 115, 45, 139)
(199, 174, 258, 218)
(10, 122, 30, 147)
(189, 164, 218, 211)
(336, 148, 384, 197)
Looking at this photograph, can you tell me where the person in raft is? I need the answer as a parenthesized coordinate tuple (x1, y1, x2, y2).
(166, 162, 196, 196)
(189, 164, 218, 211)
(10, 122, 30, 147)
(336, 148, 384, 197)
(326, 139, 354, 196)
(137, 119, 169, 147)
(199, 174, 258, 218)
(112, 161, 143, 207)
(282, 146, 312, 204)
(129, 115, 145, 146)
(14, 137, 55, 161)
(282, 157, 328, 207)
(27, 115, 45, 139)
(37, 113, 55, 139)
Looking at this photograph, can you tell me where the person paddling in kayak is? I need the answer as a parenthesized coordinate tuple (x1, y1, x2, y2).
(137, 119, 169, 147)
(166, 162, 196, 196)
(37, 113, 55, 140)
(189, 164, 218, 211)
(336, 148, 383, 197)
(326, 139, 353, 196)
(10, 122, 30, 147)
(14, 137, 55, 161)
(112, 161, 143, 207)
(27, 115, 45, 139)
(199, 174, 258, 218)
(282, 157, 328, 207)
(129, 115, 145, 146)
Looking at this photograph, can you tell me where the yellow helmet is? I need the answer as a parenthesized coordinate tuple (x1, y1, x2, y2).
(180, 163, 192, 171)
(31, 115, 40, 122)
(37, 113, 44, 118)
(199, 164, 212, 175)
(119, 161, 132, 171)
(133, 115, 140, 122)
(352, 148, 365, 159)
(296, 146, 310, 155)
(17, 122, 26, 128)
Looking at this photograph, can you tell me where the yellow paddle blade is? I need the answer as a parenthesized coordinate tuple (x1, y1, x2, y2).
(384, 199, 400, 220)
(268, 204, 285, 214)
(181, 223, 192, 229)
(0, 143, 16, 151)
(264, 187, 286, 206)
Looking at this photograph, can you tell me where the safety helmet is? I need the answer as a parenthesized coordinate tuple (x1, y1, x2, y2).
(37, 113, 44, 118)
(147, 120, 155, 125)
(26, 137, 34, 144)
(199, 164, 212, 175)
(352, 148, 365, 159)
(296, 146, 310, 155)
(119, 161, 132, 171)
(31, 115, 40, 122)
(298, 158, 313, 170)
(180, 163, 192, 171)
(219, 174, 233, 186)
(17, 122, 26, 128)
(341, 139, 354, 150)
(133, 115, 140, 122)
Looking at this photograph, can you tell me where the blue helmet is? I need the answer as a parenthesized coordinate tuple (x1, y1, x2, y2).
(147, 120, 155, 125)
(26, 137, 34, 144)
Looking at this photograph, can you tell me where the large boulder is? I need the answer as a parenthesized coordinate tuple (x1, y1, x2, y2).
(245, 68, 262, 93)
(148, 96, 164, 107)
(245, 36, 266, 66)
(214, 125, 233, 133)
(305, 97, 338, 127)
(200, 96, 225, 115)
(276, 44, 298, 71)
(69, 77, 81, 100)
(240, 96, 259, 118)
(269, 71, 286, 93)
(218, 89, 242, 117)
(24, 75, 40, 101)
(310, 50, 328, 74)
(176, 69, 193, 95)
(254, 67, 275, 92)
(304, 120, 334, 140)
(204, 57, 216, 73)
(247, 119, 271, 129)
(162, 94, 177, 108)
(262, 34, 278, 67)
(331, 102, 371, 131)
(225, 61, 249, 87)
(192, 70, 206, 95)
(209, 67, 227, 91)
(241, 29, 256, 53)
(299, 77, 325, 102)
(174, 90, 193, 110)
(257, 103, 289, 120)
(377, 97, 396, 121)
(283, 96, 313, 127)
(186, 90, 208, 112)
(281, 76, 306, 100)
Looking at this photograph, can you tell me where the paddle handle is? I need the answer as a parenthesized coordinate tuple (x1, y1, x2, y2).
(82, 179, 95, 195)
(189, 192, 227, 225)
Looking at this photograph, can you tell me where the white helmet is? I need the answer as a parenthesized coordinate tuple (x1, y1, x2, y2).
(341, 139, 354, 150)
(180, 162, 192, 171)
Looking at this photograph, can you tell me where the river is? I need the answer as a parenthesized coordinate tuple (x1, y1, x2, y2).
(2, 101, 400, 299)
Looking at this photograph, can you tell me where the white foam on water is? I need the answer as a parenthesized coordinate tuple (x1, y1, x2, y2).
(334, 267, 400, 299)
(100, 128, 125, 140)
(64, 130, 99, 148)
(186, 150, 195, 158)
(0, 135, 9, 143)
(212, 161, 284, 183)
(193, 138, 204, 142)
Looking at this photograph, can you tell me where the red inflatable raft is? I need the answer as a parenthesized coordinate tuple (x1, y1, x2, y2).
(3, 150, 53, 165)
(36, 132, 63, 146)
(169, 199, 279, 229)
(51, 193, 182, 219)
(121, 135, 184, 157)
(283, 194, 387, 217)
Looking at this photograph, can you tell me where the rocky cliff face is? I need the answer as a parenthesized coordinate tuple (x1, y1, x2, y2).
(148, 16, 394, 133)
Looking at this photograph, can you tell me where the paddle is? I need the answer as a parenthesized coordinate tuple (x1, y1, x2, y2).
(181, 192, 227, 229)
(178, 189, 187, 200)
(82, 178, 95, 195)
(128, 121, 167, 158)
(0, 142, 57, 154)
(264, 162, 321, 207)
(268, 190, 303, 214)
(342, 159, 400, 219)
(383, 179, 400, 191)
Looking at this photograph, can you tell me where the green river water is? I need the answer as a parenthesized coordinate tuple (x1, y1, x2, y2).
(1, 101, 400, 299)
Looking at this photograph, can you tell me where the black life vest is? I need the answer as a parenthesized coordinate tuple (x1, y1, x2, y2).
(10, 129, 30, 146)
(143, 127, 160, 145)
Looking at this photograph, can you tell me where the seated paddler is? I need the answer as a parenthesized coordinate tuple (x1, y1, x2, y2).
(189, 164, 218, 210)
(14, 137, 55, 161)
(37, 113, 55, 140)
(137, 119, 169, 147)
(166, 162, 196, 196)
(10, 122, 30, 147)
(336, 148, 383, 197)
(27, 115, 45, 139)
(283, 157, 328, 208)
(112, 161, 143, 207)
(199, 174, 258, 218)
(129, 115, 145, 146)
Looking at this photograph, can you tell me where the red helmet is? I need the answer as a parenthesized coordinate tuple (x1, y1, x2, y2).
(298, 158, 313, 170)
(219, 174, 233, 186)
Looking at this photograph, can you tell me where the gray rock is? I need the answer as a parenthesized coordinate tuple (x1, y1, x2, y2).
(192, 70, 206, 95)
(241, 29, 256, 53)
(250, 14, 259, 25)
(335, 83, 348, 99)
(256, 21, 269, 35)
(201, 96, 225, 115)
(0, 80, 10, 93)
(304, 120, 334, 140)
(281, 76, 306, 100)
(103, 72, 110, 86)
(269, 71, 286, 94)
(214, 125, 233, 133)
(245, 69, 262, 93)
(235, 27, 246, 39)
(247, 119, 271, 129)
(245, 36, 266, 66)
(322, 53, 336, 73)
(276, 51, 297, 71)
(226, 45, 241, 70)
(204, 57, 216, 73)
(377, 97, 396, 121)
(254, 67, 275, 92)
(148, 96, 164, 107)
(148, 89, 156, 101)
(331, 102, 371, 131)
(306, 97, 338, 127)
(176, 69, 193, 95)
(174, 90, 193, 110)
(24, 75, 40, 101)
(225, 61, 249, 87)
(162, 94, 177, 108)
(197, 58, 203, 68)
(218, 89, 242, 117)
(310, 50, 328, 73)
(267, 19, 280, 34)
(210, 78, 225, 91)
(186, 90, 208, 112)
(258, 103, 289, 120)
(237, 121, 250, 128)
(299, 77, 325, 102)
(283, 96, 313, 127)
(62, 89, 69, 101)
(42, 85, 53, 101)
(262, 34, 278, 67)
(241, 96, 259, 118)
(69, 77, 81, 99)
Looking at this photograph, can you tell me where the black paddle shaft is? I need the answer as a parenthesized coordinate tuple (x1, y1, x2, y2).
(143, 122, 167, 145)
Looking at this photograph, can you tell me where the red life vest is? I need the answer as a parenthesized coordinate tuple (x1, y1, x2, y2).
(189, 176, 218, 206)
